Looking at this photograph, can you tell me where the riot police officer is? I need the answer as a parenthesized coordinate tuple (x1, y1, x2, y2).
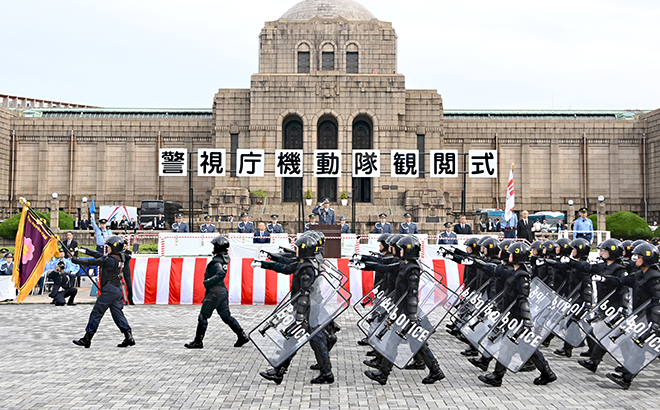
(373, 213, 393, 234)
(171, 213, 190, 233)
(399, 213, 419, 234)
(267, 214, 283, 234)
(237, 212, 255, 233)
(185, 236, 249, 349)
(200, 215, 216, 233)
(71, 236, 134, 348)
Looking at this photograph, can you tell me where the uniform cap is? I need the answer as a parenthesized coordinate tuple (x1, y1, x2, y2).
(578, 207, 588, 213)
(308, 214, 316, 219)
(5, 252, 13, 258)
(404, 213, 412, 218)
(240, 212, 249, 217)
(99, 219, 108, 224)
(270, 214, 279, 219)
(175, 213, 184, 218)
(379, 213, 387, 219)
(204, 215, 211, 220)
(0, 248, 8, 253)
(340, 216, 346, 220)
(322, 198, 330, 204)
(444, 221, 453, 228)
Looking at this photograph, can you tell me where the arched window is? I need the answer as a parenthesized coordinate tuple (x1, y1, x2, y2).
(321, 43, 335, 71)
(282, 116, 304, 202)
(297, 43, 310, 74)
(352, 118, 372, 202)
(346, 43, 359, 74)
(317, 116, 338, 202)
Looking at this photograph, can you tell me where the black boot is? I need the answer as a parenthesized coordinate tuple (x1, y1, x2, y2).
(533, 363, 557, 385)
(577, 359, 598, 372)
(460, 346, 478, 356)
(185, 323, 205, 349)
(468, 357, 490, 372)
(366, 349, 378, 357)
(606, 372, 631, 390)
(117, 329, 135, 347)
(478, 372, 503, 387)
(357, 337, 370, 346)
(363, 358, 382, 369)
(310, 363, 321, 370)
(260, 366, 287, 385)
(364, 369, 389, 385)
(519, 360, 536, 372)
(579, 350, 592, 357)
(554, 348, 572, 358)
(404, 358, 426, 370)
(422, 359, 445, 384)
(310, 372, 334, 384)
(234, 330, 250, 347)
(73, 332, 93, 348)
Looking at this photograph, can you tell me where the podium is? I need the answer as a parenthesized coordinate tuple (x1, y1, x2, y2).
(311, 225, 341, 258)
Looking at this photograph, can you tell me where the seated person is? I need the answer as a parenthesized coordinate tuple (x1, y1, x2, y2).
(253, 222, 271, 244)
(48, 261, 78, 306)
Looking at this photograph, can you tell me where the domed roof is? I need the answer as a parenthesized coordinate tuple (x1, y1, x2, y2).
(282, 0, 375, 21)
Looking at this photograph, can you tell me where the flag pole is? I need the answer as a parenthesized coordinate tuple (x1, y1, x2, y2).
(18, 197, 100, 289)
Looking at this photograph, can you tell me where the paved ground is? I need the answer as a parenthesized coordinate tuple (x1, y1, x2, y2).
(0, 302, 657, 410)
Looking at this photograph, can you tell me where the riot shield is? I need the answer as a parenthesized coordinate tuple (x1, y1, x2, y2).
(249, 274, 350, 367)
(367, 271, 459, 369)
(452, 281, 493, 329)
(478, 278, 567, 372)
(577, 290, 627, 341)
(353, 280, 388, 318)
(459, 291, 504, 352)
(598, 299, 660, 375)
(551, 285, 589, 347)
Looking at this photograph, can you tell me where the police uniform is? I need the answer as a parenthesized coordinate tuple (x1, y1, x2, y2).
(313, 198, 336, 225)
(200, 215, 216, 233)
(91, 218, 113, 253)
(72, 237, 134, 348)
(267, 214, 284, 234)
(573, 207, 594, 242)
(171, 213, 190, 233)
(237, 212, 255, 233)
(373, 213, 393, 234)
(48, 267, 78, 306)
(399, 213, 419, 234)
(438, 222, 458, 245)
(185, 236, 249, 349)
(339, 216, 350, 234)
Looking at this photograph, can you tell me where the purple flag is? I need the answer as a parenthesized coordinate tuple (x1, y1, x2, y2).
(12, 207, 59, 302)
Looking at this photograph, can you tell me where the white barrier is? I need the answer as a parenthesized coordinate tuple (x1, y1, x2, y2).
(559, 230, 611, 245)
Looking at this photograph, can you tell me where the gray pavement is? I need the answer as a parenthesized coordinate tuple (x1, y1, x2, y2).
(0, 303, 657, 410)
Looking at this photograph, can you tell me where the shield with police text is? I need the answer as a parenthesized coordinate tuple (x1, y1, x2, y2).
(367, 271, 458, 369)
(459, 291, 504, 351)
(249, 274, 350, 367)
(598, 299, 660, 375)
(354, 279, 389, 318)
(479, 278, 566, 372)
(452, 281, 493, 329)
(579, 290, 629, 341)
(551, 286, 590, 347)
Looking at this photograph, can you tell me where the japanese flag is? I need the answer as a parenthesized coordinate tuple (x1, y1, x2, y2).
(505, 169, 515, 221)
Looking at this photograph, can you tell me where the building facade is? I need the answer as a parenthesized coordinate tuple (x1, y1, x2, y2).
(0, 0, 658, 233)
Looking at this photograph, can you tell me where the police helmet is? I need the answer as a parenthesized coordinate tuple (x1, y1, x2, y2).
(598, 238, 623, 260)
(632, 243, 659, 267)
(481, 237, 500, 258)
(530, 240, 544, 254)
(105, 236, 125, 254)
(570, 238, 591, 259)
(542, 240, 557, 257)
(464, 237, 481, 255)
(295, 235, 320, 259)
(556, 238, 572, 256)
(211, 235, 230, 253)
(378, 233, 391, 248)
(397, 236, 421, 260)
(498, 239, 514, 254)
(631, 240, 647, 250)
(621, 240, 634, 258)
(387, 234, 404, 255)
(507, 242, 530, 264)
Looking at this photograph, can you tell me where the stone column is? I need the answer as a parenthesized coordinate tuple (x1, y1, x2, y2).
(597, 199, 606, 232)
(567, 203, 575, 228)
(50, 197, 59, 231)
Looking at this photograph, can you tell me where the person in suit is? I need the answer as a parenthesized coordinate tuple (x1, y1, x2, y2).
(399, 213, 419, 234)
(253, 222, 271, 243)
(454, 215, 473, 235)
(156, 214, 166, 230)
(227, 214, 235, 223)
(340, 216, 351, 233)
(200, 215, 216, 233)
(237, 212, 255, 233)
(373, 213, 393, 234)
(438, 222, 458, 245)
(516, 210, 535, 242)
(313, 198, 335, 225)
(74, 217, 80, 230)
(81, 216, 90, 231)
(63, 231, 79, 257)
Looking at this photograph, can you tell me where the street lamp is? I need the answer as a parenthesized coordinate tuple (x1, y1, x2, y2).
(52, 192, 58, 200)
(568, 199, 574, 206)
(82, 197, 88, 204)
(598, 195, 605, 202)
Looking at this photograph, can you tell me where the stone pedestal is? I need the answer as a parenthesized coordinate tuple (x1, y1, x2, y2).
(50, 199, 59, 231)
(597, 201, 606, 232)
(567, 205, 575, 228)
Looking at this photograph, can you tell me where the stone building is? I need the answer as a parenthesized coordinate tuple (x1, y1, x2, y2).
(0, 0, 659, 233)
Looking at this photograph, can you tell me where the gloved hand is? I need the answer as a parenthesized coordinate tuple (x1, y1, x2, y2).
(560, 256, 570, 264)
(592, 274, 606, 282)
(437, 247, 448, 257)
(77, 247, 88, 255)
(251, 261, 261, 269)
(71, 257, 81, 265)
(535, 258, 545, 266)
(461, 259, 474, 266)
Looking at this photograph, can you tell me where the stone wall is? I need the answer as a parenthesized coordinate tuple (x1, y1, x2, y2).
(644, 108, 660, 222)
(0, 107, 13, 209)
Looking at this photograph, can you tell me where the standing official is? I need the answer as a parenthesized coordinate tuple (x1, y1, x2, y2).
(313, 198, 335, 225)
(503, 212, 518, 239)
(63, 231, 79, 257)
(339, 216, 350, 233)
(254, 222, 271, 244)
(454, 215, 473, 235)
(267, 215, 284, 234)
(200, 215, 216, 233)
(438, 222, 458, 245)
(517, 210, 535, 243)
(573, 207, 594, 243)
(171, 213, 190, 233)
(399, 213, 419, 234)
(373, 213, 393, 234)
(90, 215, 112, 254)
(237, 212, 255, 233)
(71, 236, 135, 348)
(304, 214, 318, 232)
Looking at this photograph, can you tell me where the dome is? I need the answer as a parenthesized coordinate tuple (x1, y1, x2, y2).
(281, 0, 375, 21)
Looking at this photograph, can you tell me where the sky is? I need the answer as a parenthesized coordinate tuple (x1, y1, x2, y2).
(2, 0, 659, 110)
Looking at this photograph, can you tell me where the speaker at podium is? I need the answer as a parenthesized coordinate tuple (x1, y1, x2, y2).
(310, 224, 341, 258)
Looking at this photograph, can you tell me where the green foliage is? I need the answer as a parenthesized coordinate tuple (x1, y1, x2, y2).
(606, 211, 653, 240)
(136, 243, 159, 253)
(251, 189, 268, 198)
(340, 190, 349, 200)
(306, 188, 313, 200)
(0, 210, 74, 240)
(58, 211, 74, 230)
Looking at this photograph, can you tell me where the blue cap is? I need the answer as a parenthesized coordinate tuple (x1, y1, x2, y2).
(379, 213, 387, 219)
(240, 212, 249, 217)
(340, 216, 346, 220)
(309, 214, 317, 219)
(175, 213, 183, 218)
(322, 198, 330, 204)
(270, 214, 279, 219)
(404, 213, 412, 218)
(204, 215, 211, 220)
(444, 221, 453, 228)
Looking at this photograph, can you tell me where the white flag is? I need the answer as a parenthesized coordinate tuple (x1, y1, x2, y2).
(505, 169, 515, 221)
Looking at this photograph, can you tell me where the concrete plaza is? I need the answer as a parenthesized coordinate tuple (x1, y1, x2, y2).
(1, 302, 657, 410)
